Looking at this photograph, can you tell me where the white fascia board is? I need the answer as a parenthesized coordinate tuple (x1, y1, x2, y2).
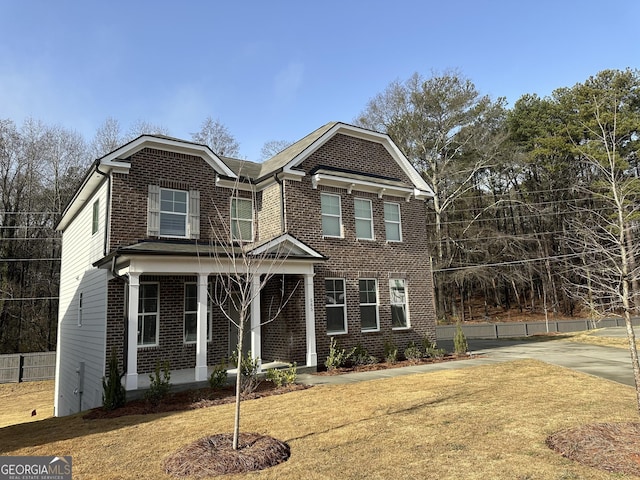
(282, 123, 433, 197)
(311, 172, 430, 201)
(101, 136, 237, 178)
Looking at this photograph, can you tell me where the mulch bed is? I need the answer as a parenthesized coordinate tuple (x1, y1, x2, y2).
(164, 433, 290, 477)
(546, 422, 640, 476)
(83, 383, 309, 420)
(314, 353, 472, 375)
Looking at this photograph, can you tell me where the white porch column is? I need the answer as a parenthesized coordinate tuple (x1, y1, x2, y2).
(304, 273, 317, 367)
(125, 273, 139, 390)
(195, 274, 208, 381)
(250, 275, 262, 370)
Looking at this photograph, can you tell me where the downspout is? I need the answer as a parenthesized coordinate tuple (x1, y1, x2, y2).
(274, 172, 287, 233)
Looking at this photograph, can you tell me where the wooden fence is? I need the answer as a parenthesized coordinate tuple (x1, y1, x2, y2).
(0, 352, 56, 383)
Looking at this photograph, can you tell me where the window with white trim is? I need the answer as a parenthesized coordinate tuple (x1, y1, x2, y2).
(321, 193, 342, 237)
(359, 279, 379, 331)
(384, 202, 402, 242)
(354, 198, 374, 240)
(138, 283, 159, 346)
(390, 279, 409, 329)
(325, 278, 346, 334)
(148, 185, 200, 239)
(92, 200, 99, 235)
(231, 197, 253, 241)
(160, 188, 188, 237)
(184, 283, 212, 343)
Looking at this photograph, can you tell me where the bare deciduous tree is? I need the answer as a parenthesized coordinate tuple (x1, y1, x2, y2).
(191, 116, 240, 157)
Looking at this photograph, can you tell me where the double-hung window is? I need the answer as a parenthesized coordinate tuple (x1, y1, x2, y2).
(325, 278, 347, 334)
(321, 193, 342, 237)
(184, 283, 212, 343)
(160, 188, 188, 237)
(359, 279, 379, 331)
(390, 279, 409, 329)
(138, 283, 159, 346)
(354, 198, 374, 240)
(384, 202, 402, 242)
(231, 198, 253, 242)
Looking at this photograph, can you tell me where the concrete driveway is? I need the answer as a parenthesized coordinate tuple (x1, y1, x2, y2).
(298, 328, 637, 387)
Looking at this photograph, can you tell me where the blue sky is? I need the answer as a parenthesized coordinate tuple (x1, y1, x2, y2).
(1, 0, 638, 161)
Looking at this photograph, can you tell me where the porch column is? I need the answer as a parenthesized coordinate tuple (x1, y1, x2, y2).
(251, 275, 262, 370)
(125, 273, 139, 390)
(304, 273, 317, 367)
(195, 273, 208, 381)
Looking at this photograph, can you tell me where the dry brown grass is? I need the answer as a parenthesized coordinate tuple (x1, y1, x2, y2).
(567, 329, 639, 350)
(0, 380, 54, 428)
(1, 360, 639, 479)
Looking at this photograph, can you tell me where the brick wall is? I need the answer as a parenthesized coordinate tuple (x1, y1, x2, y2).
(284, 133, 437, 363)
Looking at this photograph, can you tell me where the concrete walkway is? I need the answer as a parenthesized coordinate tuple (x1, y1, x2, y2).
(297, 327, 636, 387)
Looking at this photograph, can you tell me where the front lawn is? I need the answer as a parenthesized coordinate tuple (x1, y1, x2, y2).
(1, 359, 637, 479)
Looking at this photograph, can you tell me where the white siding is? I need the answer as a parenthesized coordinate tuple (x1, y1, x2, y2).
(54, 181, 109, 416)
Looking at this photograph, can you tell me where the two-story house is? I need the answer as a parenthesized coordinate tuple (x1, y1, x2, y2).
(54, 122, 436, 416)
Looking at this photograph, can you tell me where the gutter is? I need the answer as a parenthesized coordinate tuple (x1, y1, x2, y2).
(93, 163, 111, 257)
(273, 172, 287, 233)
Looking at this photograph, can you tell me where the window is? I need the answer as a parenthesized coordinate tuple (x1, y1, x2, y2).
(77, 292, 83, 327)
(231, 198, 253, 241)
(359, 279, 379, 331)
(390, 279, 409, 329)
(138, 283, 159, 346)
(354, 198, 374, 240)
(148, 186, 200, 239)
(321, 193, 342, 237)
(184, 283, 212, 343)
(160, 188, 188, 237)
(384, 202, 402, 242)
(325, 278, 346, 333)
(92, 200, 99, 235)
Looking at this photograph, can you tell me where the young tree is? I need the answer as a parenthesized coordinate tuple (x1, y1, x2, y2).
(191, 116, 240, 157)
(205, 175, 298, 449)
(561, 69, 640, 411)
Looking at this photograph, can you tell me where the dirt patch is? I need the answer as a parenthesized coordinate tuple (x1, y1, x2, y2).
(546, 422, 640, 476)
(164, 433, 290, 477)
(83, 383, 309, 420)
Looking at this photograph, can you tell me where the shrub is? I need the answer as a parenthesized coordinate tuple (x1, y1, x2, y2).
(266, 363, 297, 388)
(102, 349, 126, 411)
(383, 337, 398, 364)
(422, 336, 447, 359)
(208, 362, 228, 390)
(404, 341, 422, 363)
(145, 360, 171, 406)
(454, 323, 469, 355)
(351, 344, 377, 366)
(324, 337, 354, 371)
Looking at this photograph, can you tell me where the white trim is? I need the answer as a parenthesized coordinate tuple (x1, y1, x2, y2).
(312, 171, 430, 200)
(321, 192, 343, 238)
(138, 282, 160, 347)
(354, 198, 374, 240)
(325, 277, 347, 335)
(359, 278, 379, 332)
(159, 188, 189, 238)
(230, 197, 254, 242)
(384, 201, 403, 243)
(249, 233, 325, 259)
(183, 282, 212, 344)
(389, 278, 410, 329)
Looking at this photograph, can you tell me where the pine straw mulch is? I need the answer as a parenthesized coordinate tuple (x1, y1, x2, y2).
(163, 432, 290, 477)
(82, 382, 310, 420)
(314, 353, 474, 375)
(546, 422, 640, 476)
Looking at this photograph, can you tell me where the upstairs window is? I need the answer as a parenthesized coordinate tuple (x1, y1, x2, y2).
(160, 188, 188, 237)
(384, 202, 402, 242)
(321, 193, 342, 237)
(231, 198, 253, 241)
(148, 185, 200, 239)
(354, 198, 373, 240)
(92, 200, 99, 235)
